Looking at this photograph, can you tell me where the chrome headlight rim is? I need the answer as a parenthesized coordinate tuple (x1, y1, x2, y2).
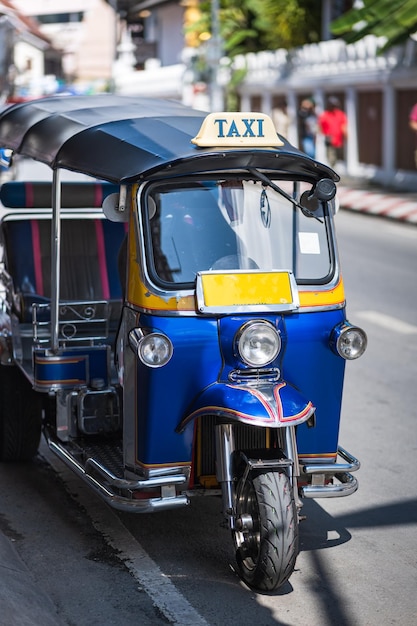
(332, 323, 367, 360)
(129, 329, 173, 368)
(235, 320, 281, 368)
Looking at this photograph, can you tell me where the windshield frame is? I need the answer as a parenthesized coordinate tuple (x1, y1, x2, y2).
(137, 174, 337, 294)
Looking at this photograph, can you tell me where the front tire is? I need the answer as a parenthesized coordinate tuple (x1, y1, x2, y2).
(0, 365, 42, 461)
(233, 470, 299, 591)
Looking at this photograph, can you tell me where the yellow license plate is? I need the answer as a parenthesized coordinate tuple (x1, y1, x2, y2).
(196, 270, 298, 313)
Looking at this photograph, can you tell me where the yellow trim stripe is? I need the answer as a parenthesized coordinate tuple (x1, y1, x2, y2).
(135, 460, 190, 471)
(35, 357, 85, 365)
(299, 453, 337, 460)
(299, 279, 345, 308)
(35, 378, 85, 385)
(128, 280, 345, 312)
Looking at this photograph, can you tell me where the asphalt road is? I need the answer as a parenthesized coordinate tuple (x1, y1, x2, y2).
(0, 208, 416, 625)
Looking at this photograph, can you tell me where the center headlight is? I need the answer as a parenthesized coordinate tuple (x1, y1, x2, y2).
(236, 321, 281, 368)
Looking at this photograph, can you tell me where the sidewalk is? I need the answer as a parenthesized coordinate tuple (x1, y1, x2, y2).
(337, 178, 417, 225)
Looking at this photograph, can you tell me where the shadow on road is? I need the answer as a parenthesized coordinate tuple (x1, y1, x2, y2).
(290, 497, 417, 626)
(299, 497, 417, 553)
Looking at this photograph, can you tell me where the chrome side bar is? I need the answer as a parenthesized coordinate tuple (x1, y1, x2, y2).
(85, 457, 187, 490)
(300, 446, 360, 498)
(47, 436, 189, 513)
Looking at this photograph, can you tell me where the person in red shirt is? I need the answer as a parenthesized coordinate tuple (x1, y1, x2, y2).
(409, 103, 417, 167)
(319, 96, 347, 168)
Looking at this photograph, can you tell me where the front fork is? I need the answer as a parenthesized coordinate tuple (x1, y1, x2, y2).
(215, 423, 301, 530)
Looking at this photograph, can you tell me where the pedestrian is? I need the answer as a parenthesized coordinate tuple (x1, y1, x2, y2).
(318, 96, 347, 168)
(272, 102, 290, 138)
(298, 98, 317, 158)
(409, 102, 417, 167)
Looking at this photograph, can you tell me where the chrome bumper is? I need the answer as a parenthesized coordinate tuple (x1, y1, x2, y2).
(47, 436, 190, 513)
(299, 446, 360, 498)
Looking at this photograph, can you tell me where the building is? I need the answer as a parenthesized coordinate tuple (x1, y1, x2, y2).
(234, 37, 417, 189)
(107, 0, 195, 68)
(13, 0, 117, 89)
(112, 0, 417, 189)
(0, 0, 56, 101)
(7, 0, 417, 188)
(114, 34, 417, 189)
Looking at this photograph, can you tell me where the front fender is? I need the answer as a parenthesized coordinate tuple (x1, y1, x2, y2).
(176, 380, 315, 433)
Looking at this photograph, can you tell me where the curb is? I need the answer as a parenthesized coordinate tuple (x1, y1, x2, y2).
(337, 185, 417, 224)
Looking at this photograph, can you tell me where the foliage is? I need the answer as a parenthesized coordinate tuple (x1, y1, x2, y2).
(184, 0, 322, 110)
(184, 0, 321, 110)
(224, 66, 247, 111)
(186, 0, 322, 57)
(331, 0, 417, 51)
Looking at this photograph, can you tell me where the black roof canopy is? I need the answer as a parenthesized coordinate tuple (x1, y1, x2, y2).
(0, 95, 337, 184)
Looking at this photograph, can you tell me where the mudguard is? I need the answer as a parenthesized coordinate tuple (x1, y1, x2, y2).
(177, 380, 315, 432)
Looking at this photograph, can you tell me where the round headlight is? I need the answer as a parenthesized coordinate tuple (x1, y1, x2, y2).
(138, 333, 173, 368)
(237, 321, 281, 368)
(335, 325, 367, 360)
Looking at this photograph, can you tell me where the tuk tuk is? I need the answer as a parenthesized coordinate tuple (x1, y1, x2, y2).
(0, 95, 367, 591)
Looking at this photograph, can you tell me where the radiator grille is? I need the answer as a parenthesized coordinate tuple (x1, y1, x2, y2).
(195, 415, 268, 483)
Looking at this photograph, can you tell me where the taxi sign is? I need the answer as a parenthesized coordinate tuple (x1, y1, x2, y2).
(191, 112, 284, 148)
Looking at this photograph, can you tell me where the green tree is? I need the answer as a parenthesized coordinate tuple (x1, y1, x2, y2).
(331, 0, 417, 52)
(186, 0, 322, 109)
(187, 0, 322, 57)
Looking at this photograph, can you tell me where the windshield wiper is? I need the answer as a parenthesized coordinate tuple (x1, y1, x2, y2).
(246, 167, 324, 222)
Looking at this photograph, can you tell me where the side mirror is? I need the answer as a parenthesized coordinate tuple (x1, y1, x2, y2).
(314, 178, 337, 201)
(300, 178, 337, 214)
(102, 186, 129, 222)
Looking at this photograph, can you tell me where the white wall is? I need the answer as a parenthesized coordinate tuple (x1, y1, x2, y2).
(13, 41, 45, 96)
(13, 0, 116, 84)
(155, 3, 185, 67)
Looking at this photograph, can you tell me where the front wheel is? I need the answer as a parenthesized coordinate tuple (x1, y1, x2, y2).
(233, 470, 299, 591)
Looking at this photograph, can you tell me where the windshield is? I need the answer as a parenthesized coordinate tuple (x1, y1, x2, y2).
(141, 179, 334, 288)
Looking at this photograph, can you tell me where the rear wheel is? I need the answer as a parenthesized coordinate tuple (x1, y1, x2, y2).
(0, 365, 42, 461)
(233, 470, 298, 591)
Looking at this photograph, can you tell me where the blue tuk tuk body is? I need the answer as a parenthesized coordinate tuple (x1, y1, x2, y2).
(0, 97, 366, 591)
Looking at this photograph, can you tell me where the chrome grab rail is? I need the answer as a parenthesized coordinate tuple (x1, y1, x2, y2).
(300, 446, 360, 498)
(33, 300, 110, 345)
(301, 446, 360, 475)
